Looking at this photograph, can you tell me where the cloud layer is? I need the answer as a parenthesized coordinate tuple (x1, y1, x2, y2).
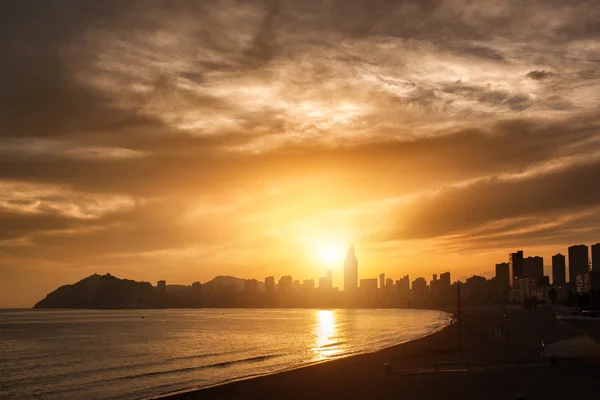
(2, 0, 600, 306)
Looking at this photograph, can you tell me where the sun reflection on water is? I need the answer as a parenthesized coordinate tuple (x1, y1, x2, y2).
(312, 310, 340, 360)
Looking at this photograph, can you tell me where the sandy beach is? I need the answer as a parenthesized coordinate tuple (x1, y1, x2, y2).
(160, 306, 600, 400)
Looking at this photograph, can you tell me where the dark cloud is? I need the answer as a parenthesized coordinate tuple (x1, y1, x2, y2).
(441, 81, 482, 96)
(547, 96, 574, 111)
(506, 94, 533, 111)
(0, 198, 239, 262)
(0, 1, 148, 139)
(0, 1, 262, 144)
(0, 210, 82, 241)
(0, 114, 599, 201)
(526, 70, 553, 80)
(476, 91, 533, 111)
(243, 0, 282, 64)
(478, 90, 509, 105)
(391, 159, 600, 240)
(449, 44, 506, 61)
(448, 210, 600, 253)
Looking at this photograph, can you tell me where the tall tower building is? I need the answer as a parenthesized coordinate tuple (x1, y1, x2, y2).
(509, 251, 523, 286)
(265, 276, 275, 295)
(379, 273, 385, 289)
(523, 256, 544, 279)
(396, 275, 410, 299)
(278, 275, 293, 294)
(592, 243, 600, 271)
(552, 253, 566, 286)
(439, 272, 451, 287)
(495, 263, 510, 292)
(344, 245, 358, 291)
(568, 244, 589, 283)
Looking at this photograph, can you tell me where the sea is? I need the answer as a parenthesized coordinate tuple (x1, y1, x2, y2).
(0, 308, 450, 400)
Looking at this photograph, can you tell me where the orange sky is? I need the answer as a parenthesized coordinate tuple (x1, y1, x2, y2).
(2, 0, 600, 307)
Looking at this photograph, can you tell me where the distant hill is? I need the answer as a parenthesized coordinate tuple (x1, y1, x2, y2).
(34, 273, 156, 309)
(33, 274, 264, 309)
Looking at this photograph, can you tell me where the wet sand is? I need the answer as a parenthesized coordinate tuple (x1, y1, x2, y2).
(161, 306, 600, 400)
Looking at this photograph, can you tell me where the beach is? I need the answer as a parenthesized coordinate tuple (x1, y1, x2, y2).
(163, 306, 600, 400)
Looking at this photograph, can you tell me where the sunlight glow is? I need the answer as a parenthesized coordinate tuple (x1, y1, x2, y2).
(314, 244, 345, 265)
(312, 310, 339, 360)
(299, 233, 348, 268)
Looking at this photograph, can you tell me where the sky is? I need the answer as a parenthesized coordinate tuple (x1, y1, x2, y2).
(2, 0, 600, 307)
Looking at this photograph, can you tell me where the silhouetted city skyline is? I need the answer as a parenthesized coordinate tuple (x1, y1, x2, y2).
(34, 240, 600, 310)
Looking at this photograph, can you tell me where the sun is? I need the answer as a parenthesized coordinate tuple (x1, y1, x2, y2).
(313, 241, 345, 265)
(298, 232, 348, 267)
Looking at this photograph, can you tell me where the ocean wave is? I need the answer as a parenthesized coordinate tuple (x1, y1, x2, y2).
(316, 341, 347, 349)
(166, 349, 244, 362)
(108, 354, 284, 382)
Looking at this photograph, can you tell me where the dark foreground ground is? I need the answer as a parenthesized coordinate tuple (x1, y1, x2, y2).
(161, 306, 600, 400)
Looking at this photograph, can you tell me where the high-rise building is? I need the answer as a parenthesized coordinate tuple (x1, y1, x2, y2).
(509, 251, 523, 286)
(359, 278, 378, 291)
(552, 253, 566, 285)
(319, 271, 333, 290)
(513, 277, 542, 303)
(344, 245, 358, 291)
(568, 244, 589, 283)
(576, 271, 600, 294)
(302, 279, 315, 290)
(396, 275, 410, 299)
(464, 276, 489, 304)
(244, 279, 258, 291)
(536, 276, 550, 288)
(523, 256, 544, 279)
(265, 276, 275, 295)
(379, 273, 385, 289)
(412, 277, 428, 303)
(495, 263, 510, 290)
(439, 272, 451, 287)
(278, 275, 293, 294)
(430, 271, 452, 304)
(592, 243, 600, 271)
(430, 274, 440, 302)
(157, 280, 166, 293)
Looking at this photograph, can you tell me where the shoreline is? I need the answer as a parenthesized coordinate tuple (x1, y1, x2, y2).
(150, 314, 453, 399)
(156, 305, 600, 400)
(157, 314, 457, 400)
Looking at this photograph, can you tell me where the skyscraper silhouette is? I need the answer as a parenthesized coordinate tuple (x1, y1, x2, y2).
(509, 251, 523, 286)
(439, 272, 451, 287)
(592, 243, 600, 271)
(523, 256, 543, 279)
(552, 253, 566, 285)
(495, 263, 510, 295)
(265, 276, 275, 295)
(568, 244, 589, 283)
(344, 245, 358, 291)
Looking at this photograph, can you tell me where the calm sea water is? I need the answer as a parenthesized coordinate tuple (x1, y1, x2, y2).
(0, 308, 449, 400)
